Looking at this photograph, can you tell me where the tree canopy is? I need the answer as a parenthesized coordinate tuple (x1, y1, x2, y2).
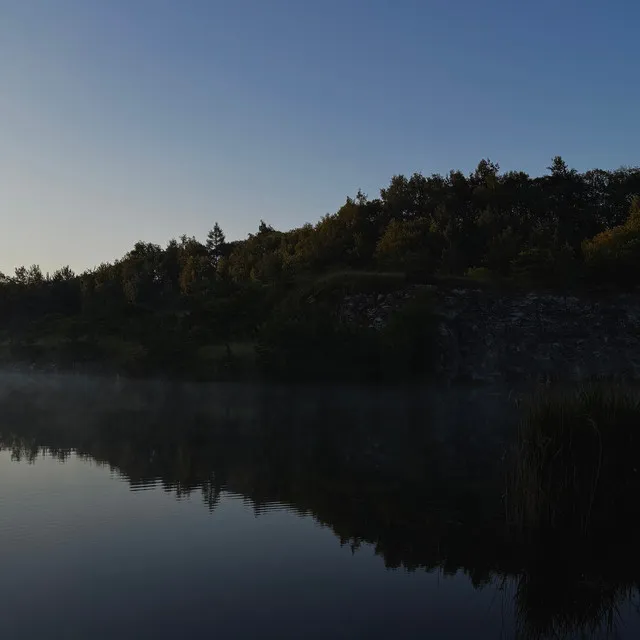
(2, 157, 640, 378)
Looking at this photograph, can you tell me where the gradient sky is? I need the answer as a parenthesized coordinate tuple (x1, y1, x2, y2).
(1, 0, 639, 274)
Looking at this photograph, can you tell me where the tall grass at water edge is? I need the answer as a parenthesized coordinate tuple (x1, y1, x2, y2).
(507, 382, 640, 541)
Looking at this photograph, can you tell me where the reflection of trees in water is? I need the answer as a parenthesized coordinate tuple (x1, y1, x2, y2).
(1, 380, 639, 639)
(515, 572, 639, 639)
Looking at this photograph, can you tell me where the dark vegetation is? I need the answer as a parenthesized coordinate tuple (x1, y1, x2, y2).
(508, 384, 640, 542)
(507, 383, 640, 638)
(2, 157, 640, 379)
(1, 378, 640, 637)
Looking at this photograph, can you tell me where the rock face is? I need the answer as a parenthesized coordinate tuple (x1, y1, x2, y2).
(435, 288, 640, 384)
(340, 289, 416, 329)
(341, 286, 640, 384)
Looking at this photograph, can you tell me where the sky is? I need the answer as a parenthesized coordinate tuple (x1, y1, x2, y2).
(1, 0, 639, 274)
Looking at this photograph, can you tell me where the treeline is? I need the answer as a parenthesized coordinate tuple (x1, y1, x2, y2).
(1, 156, 640, 377)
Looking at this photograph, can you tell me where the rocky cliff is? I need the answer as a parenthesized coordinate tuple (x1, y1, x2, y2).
(342, 286, 640, 384)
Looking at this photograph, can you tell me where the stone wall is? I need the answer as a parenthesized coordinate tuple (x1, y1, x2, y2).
(341, 286, 640, 384)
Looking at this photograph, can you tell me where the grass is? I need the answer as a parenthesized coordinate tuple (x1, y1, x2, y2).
(506, 383, 640, 541)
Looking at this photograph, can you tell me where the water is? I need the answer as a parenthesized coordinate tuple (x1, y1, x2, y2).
(0, 375, 639, 639)
(0, 450, 512, 639)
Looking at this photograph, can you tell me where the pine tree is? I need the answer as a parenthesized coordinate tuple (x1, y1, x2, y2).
(205, 222, 226, 268)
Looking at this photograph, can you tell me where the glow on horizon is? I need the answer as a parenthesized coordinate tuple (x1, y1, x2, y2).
(1, 0, 639, 275)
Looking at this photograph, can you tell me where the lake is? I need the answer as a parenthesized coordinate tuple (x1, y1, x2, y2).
(0, 374, 638, 639)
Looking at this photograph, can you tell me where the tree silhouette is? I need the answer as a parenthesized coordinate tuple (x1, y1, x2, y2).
(205, 222, 226, 269)
(2, 156, 640, 378)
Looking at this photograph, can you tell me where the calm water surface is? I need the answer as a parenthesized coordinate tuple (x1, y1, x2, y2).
(0, 376, 638, 639)
(0, 450, 513, 640)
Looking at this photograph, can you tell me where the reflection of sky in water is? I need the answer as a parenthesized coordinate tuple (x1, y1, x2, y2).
(1, 374, 640, 640)
(0, 451, 517, 640)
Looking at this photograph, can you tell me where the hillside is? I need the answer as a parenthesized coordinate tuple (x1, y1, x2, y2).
(2, 157, 640, 380)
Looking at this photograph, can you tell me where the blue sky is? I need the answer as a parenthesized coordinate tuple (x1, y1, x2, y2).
(1, 0, 638, 274)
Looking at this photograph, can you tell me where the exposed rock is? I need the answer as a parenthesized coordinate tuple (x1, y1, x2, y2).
(433, 287, 640, 383)
(338, 286, 419, 329)
(340, 285, 640, 384)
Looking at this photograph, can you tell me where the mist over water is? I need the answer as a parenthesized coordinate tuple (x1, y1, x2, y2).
(0, 373, 638, 639)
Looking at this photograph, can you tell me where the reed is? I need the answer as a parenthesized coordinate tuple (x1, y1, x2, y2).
(507, 382, 640, 540)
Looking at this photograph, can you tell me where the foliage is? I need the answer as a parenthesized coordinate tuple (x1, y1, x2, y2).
(255, 285, 376, 382)
(583, 196, 640, 286)
(2, 157, 640, 378)
(510, 244, 579, 287)
(375, 217, 440, 272)
(205, 222, 226, 269)
(507, 383, 640, 541)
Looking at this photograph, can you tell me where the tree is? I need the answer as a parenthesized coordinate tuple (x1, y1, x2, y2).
(205, 222, 226, 269)
(375, 217, 439, 273)
(52, 266, 75, 282)
(26, 265, 44, 285)
(258, 220, 275, 235)
(472, 158, 500, 190)
(13, 266, 28, 285)
(548, 155, 573, 179)
(583, 196, 640, 285)
(482, 225, 521, 275)
(543, 156, 593, 255)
